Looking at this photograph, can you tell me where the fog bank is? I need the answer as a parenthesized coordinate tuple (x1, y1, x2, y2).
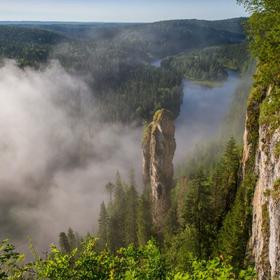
(0, 60, 142, 251)
(0, 61, 243, 252)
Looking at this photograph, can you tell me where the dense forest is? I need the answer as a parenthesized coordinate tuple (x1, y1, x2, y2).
(1, 0, 280, 278)
(0, 138, 256, 279)
(161, 43, 251, 82)
(0, 18, 246, 123)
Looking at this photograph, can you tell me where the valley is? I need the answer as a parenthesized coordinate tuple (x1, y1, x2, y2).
(0, 1, 279, 278)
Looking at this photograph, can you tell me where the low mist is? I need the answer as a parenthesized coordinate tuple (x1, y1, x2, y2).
(175, 71, 240, 164)
(0, 60, 142, 251)
(0, 60, 245, 253)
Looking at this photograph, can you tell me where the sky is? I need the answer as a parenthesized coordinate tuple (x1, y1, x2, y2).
(0, 0, 248, 22)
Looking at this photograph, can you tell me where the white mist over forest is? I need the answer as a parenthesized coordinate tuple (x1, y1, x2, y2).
(0, 60, 142, 251)
(1, 0, 277, 276)
(0, 59, 243, 252)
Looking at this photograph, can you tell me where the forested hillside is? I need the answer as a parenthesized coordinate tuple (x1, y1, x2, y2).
(0, 26, 67, 66)
(162, 43, 251, 82)
(0, 18, 246, 63)
(2, 4, 279, 278)
(0, 18, 246, 124)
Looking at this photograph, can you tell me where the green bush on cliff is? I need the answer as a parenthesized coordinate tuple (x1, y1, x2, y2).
(238, 0, 280, 85)
(259, 86, 280, 134)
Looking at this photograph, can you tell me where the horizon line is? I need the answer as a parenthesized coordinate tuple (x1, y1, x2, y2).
(0, 16, 247, 25)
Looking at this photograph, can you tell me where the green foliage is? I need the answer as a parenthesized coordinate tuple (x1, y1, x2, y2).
(59, 228, 81, 254)
(97, 174, 153, 252)
(119, 240, 166, 280)
(217, 0, 280, 263)
(259, 86, 280, 134)
(240, 0, 280, 85)
(0, 18, 246, 124)
(0, 26, 66, 67)
(97, 202, 110, 250)
(273, 142, 280, 158)
(216, 172, 256, 266)
(0, 238, 255, 280)
(0, 240, 25, 279)
(33, 238, 122, 279)
(136, 191, 153, 246)
(244, 85, 267, 173)
(2, 239, 167, 280)
(164, 226, 199, 273)
(166, 138, 242, 268)
(67, 228, 80, 251)
(95, 64, 183, 122)
(59, 232, 71, 254)
(211, 138, 240, 222)
(214, 133, 258, 267)
(162, 43, 251, 83)
(183, 170, 215, 258)
(162, 49, 228, 82)
(265, 179, 280, 203)
(170, 258, 256, 280)
(238, 0, 280, 14)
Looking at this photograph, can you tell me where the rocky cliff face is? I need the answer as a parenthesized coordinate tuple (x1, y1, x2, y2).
(243, 84, 280, 279)
(142, 109, 176, 233)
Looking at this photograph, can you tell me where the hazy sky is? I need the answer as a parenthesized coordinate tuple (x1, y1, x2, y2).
(0, 0, 248, 22)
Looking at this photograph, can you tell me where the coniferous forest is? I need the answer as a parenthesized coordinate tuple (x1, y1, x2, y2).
(0, 0, 280, 279)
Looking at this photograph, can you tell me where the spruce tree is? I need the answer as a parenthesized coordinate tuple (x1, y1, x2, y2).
(97, 202, 109, 250)
(105, 182, 114, 204)
(124, 184, 138, 246)
(59, 232, 71, 254)
(184, 170, 215, 258)
(107, 174, 126, 251)
(211, 137, 240, 229)
(67, 228, 78, 250)
(137, 190, 153, 246)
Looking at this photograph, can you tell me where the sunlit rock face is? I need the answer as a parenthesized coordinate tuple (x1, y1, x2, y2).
(142, 109, 176, 233)
(252, 126, 280, 280)
(244, 85, 280, 279)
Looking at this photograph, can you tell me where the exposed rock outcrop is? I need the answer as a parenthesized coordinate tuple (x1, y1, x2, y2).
(142, 109, 176, 233)
(252, 126, 280, 279)
(243, 85, 280, 279)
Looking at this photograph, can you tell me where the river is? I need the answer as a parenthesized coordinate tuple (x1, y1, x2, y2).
(175, 71, 240, 163)
(151, 60, 240, 162)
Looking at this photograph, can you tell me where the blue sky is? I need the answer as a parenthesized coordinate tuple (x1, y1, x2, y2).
(0, 0, 248, 22)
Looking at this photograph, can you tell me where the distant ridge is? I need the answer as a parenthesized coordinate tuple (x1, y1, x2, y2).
(0, 17, 247, 25)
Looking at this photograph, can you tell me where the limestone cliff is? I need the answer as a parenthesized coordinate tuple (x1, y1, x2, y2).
(142, 109, 176, 233)
(243, 84, 280, 279)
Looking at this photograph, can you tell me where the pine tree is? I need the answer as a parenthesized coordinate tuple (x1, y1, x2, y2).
(59, 232, 71, 254)
(67, 228, 78, 250)
(163, 203, 179, 239)
(97, 202, 109, 250)
(124, 184, 138, 246)
(176, 176, 188, 228)
(184, 170, 215, 258)
(107, 175, 126, 251)
(211, 137, 240, 229)
(222, 137, 240, 209)
(137, 189, 153, 246)
(105, 182, 114, 204)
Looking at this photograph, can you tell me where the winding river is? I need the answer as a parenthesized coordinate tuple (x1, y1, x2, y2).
(175, 71, 240, 163)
